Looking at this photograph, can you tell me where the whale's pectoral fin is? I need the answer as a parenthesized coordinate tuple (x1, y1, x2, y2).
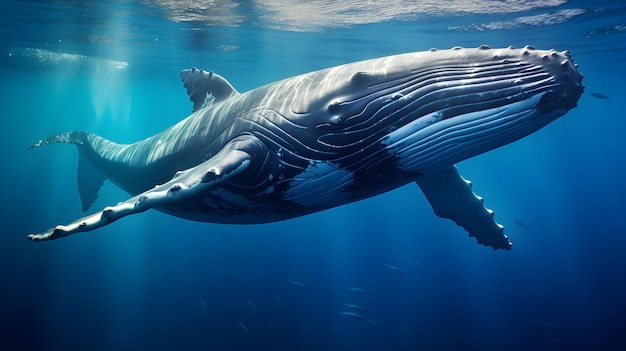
(180, 68, 239, 112)
(28, 135, 258, 242)
(415, 165, 511, 250)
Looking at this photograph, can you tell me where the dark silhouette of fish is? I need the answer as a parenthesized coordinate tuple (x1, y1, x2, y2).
(237, 320, 248, 333)
(591, 92, 609, 100)
(385, 264, 406, 275)
(349, 288, 369, 294)
(513, 220, 528, 229)
(343, 304, 368, 312)
(287, 279, 311, 291)
(339, 312, 377, 325)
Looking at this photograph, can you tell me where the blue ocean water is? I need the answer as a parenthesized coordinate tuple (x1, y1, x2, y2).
(1, 0, 625, 350)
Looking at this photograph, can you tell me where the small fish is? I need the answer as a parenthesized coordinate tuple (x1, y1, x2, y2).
(339, 312, 377, 325)
(385, 264, 406, 275)
(591, 92, 609, 100)
(237, 320, 248, 333)
(200, 299, 207, 310)
(343, 304, 368, 312)
(349, 287, 369, 294)
(287, 279, 311, 291)
(247, 299, 257, 311)
(513, 220, 528, 229)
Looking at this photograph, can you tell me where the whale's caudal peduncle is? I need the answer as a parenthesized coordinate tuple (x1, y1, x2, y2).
(26, 46, 583, 250)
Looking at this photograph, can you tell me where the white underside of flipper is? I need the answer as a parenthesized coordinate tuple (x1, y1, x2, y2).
(415, 165, 511, 250)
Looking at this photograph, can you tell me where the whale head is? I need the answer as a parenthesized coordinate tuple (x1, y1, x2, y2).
(305, 45, 584, 172)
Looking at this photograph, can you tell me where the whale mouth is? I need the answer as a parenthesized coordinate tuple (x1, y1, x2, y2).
(537, 81, 583, 114)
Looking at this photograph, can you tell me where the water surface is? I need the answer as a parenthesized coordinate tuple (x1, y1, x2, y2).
(1, 1, 625, 350)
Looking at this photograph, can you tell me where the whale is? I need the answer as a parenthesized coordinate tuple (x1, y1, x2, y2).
(26, 45, 584, 249)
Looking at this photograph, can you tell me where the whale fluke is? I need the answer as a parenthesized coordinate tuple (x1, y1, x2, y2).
(28, 131, 113, 211)
(27, 135, 260, 241)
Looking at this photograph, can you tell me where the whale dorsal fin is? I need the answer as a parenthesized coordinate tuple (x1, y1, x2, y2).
(180, 68, 239, 112)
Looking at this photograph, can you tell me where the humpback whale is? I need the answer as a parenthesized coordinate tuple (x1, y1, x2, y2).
(26, 46, 583, 249)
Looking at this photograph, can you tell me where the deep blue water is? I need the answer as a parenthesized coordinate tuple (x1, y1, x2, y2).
(1, 1, 626, 350)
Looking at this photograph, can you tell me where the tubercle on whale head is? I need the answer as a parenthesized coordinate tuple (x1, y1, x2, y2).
(435, 45, 584, 116)
(527, 47, 584, 115)
(520, 45, 585, 111)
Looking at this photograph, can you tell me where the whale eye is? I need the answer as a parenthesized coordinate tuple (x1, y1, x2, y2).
(330, 115, 342, 125)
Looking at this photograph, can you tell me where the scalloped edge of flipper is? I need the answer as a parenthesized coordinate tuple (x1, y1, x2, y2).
(415, 165, 512, 250)
(27, 135, 263, 242)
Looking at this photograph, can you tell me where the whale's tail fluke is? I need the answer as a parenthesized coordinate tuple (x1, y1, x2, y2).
(28, 135, 260, 242)
(27, 131, 112, 212)
(26, 131, 90, 150)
